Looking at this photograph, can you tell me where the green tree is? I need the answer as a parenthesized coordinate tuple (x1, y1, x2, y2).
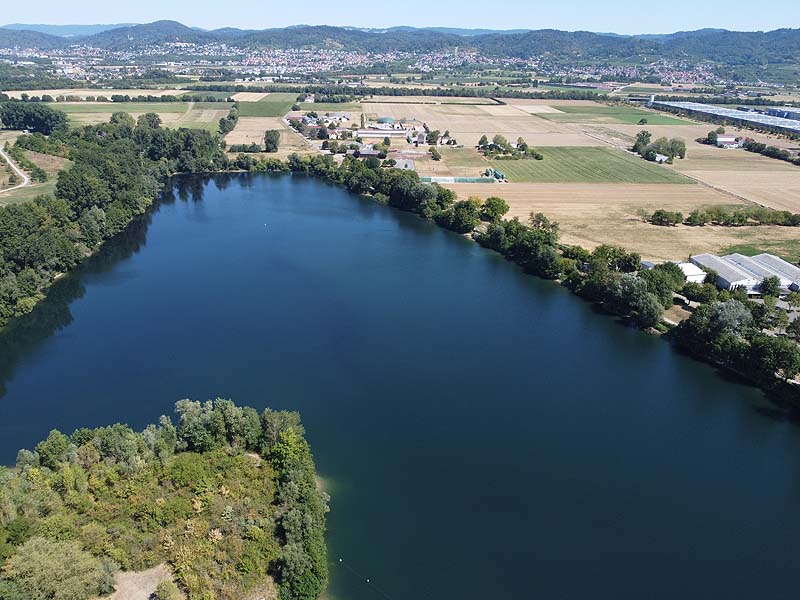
(759, 275, 781, 298)
(480, 197, 509, 222)
(264, 130, 281, 153)
(0, 537, 114, 600)
(35, 430, 70, 470)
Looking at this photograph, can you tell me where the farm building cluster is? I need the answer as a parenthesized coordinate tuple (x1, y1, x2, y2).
(689, 253, 800, 295)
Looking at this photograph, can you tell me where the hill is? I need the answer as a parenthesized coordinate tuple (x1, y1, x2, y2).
(2, 21, 799, 73)
(0, 28, 65, 49)
(0, 23, 132, 37)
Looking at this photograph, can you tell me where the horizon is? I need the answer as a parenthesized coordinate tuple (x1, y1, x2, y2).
(0, 0, 797, 36)
(0, 19, 795, 37)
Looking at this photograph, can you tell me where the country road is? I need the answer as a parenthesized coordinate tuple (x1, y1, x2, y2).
(0, 145, 31, 195)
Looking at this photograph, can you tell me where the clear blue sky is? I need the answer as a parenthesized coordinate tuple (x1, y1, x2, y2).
(2, 0, 798, 35)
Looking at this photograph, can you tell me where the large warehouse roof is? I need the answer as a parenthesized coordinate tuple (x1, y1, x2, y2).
(651, 101, 800, 134)
(690, 252, 800, 293)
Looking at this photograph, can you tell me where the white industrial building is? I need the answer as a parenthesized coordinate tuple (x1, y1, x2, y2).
(690, 253, 800, 295)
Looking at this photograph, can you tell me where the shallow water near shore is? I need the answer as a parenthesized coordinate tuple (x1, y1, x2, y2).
(1, 173, 799, 599)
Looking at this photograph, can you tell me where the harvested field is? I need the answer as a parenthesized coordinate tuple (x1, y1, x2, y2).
(231, 91, 269, 102)
(362, 95, 498, 105)
(489, 147, 693, 184)
(511, 104, 565, 114)
(362, 101, 600, 147)
(226, 117, 312, 156)
(444, 181, 800, 261)
(53, 102, 230, 131)
(3, 88, 188, 100)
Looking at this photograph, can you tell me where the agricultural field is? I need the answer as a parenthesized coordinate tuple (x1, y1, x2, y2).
(226, 117, 312, 157)
(536, 104, 691, 125)
(52, 101, 231, 131)
(236, 93, 298, 117)
(361, 95, 499, 105)
(230, 92, 269, 102)
(446, 181, 800, 261)
(489, 148, 693, 184)
(363, 101, 597, 147)
(2, 88, 189, 100)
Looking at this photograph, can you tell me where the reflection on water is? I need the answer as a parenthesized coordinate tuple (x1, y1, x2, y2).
(0, 202, 156, 397)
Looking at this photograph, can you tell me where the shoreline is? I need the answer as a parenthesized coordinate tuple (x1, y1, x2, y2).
(3, 158, 798, 411)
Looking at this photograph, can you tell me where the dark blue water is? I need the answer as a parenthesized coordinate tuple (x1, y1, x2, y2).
(1, 174, 799, 599)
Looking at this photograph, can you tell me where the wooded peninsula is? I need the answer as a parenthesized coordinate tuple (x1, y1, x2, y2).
(0, 399, 327, 600)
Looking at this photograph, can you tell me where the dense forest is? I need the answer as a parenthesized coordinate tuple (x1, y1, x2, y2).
(0, 399, 328, 600)
(0, 104, 226, 327)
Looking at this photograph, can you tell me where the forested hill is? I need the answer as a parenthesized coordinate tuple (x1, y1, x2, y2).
(2, 20, 799, 68)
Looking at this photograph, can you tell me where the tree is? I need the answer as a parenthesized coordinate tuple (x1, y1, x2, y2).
(264, 130, 281, 153)
(480, 197, 509, 222)
(477, 135, 489, 147)
(748, 334, 800, 382)
(682, 282, 717, 304)
(759, 275, 781, 298)
(787, 318, 800, 341)
(709, 300, 753, 337)
(35, 429, 70, 470)
(669, 138, 687, 159)
(429, 147, 441, 161)
(0, 537, 114, 600)
(383, 136, 391, 147)
(706, 130, 718, 145)
(632, 130, 652, 155)
(153, 580, 182, 600)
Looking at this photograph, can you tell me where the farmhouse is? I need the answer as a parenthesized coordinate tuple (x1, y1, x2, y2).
(690, 253, 800, 294)
(716, 135, 743, 149)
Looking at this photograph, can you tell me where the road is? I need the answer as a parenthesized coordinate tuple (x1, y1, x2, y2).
(0, 145, 31, 195)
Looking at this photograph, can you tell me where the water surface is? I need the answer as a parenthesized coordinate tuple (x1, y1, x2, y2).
(1, 174, 798, 599)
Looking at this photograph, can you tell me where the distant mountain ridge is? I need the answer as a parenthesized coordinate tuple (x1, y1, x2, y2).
(0, 23, 132, 37)
(1, 20, 798, 71)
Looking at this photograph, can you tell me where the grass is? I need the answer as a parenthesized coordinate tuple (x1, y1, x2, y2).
(539, 104, 690, 125)
(299, 102, 361, 111)
(489, 147, 694, 184)
(721, 240, 800, 263)
(236, 93, 298, 117)
(0, 150, 70, 206)
(54, 102, 191, 114)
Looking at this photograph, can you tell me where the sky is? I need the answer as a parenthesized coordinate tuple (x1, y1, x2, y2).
(1, 0, 798, 35)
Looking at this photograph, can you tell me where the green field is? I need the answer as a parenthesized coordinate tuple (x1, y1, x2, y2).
(489, 147, 694, 184)
(54, 102, 191, 114)
(540, 104, 690, 125)
(237, 93, 298, 117)
(299, 102, 362, 111)
(722, 241, 800, 264)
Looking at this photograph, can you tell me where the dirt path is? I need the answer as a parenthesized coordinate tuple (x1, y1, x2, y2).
(102, 564, 172, 600)
(0, 145, 31, 194)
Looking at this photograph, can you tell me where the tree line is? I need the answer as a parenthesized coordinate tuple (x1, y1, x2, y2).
(649, 206, 800, 227)
(188, 83, 605, 101)
(0, 112, 226, 328)
(0, 399, 327, 600)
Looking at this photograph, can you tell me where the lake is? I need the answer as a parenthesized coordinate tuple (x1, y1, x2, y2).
(1, 173, 799, 599)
